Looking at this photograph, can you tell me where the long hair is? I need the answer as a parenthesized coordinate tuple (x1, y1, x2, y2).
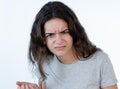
(28, 1, 99, 79)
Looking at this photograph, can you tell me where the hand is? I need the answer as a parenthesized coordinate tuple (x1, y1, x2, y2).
(16, 81, 46, 89)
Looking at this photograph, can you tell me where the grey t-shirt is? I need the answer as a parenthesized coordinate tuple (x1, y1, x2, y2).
(35, 51, 117, 89)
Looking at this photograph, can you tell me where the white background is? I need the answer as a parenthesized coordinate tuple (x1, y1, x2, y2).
(0, 0, 120, 89)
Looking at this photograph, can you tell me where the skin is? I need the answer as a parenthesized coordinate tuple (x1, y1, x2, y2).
(16, 81, 117, 89)
(16, 18, 118, 89)
(44, 18, 77, 64)
(102, 85, 118, 89)
(16, 81, 45, 89)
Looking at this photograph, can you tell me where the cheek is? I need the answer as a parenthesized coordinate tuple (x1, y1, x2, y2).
(46, 40, 53, 50)
(67, 36, 73, 45)
(69, 40, 73, 47)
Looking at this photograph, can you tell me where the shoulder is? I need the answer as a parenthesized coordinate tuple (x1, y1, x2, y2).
(93, 50, 108, 58)
(91, 50, 110, 62)
(87, 50, 112, 68)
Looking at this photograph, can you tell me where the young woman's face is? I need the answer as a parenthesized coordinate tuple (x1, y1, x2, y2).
(44, 18, 74, 57)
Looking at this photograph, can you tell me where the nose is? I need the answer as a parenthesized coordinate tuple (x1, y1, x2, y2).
(55, 34, 63, 44)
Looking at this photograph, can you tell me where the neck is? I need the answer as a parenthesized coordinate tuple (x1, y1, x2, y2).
(57, 54, 78, 64)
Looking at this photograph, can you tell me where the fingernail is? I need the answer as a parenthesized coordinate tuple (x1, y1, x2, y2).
(17, 86, 20, 89)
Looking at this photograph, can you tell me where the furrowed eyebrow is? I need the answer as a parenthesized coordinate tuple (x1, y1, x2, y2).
(45, 33, 55, 37)
(60, 29, 69, 33)
(45, 32, 54, 34)
(45, 29, 69, 34)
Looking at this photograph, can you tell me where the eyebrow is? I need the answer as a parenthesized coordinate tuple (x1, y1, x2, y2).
(45, 29, 69, 34)
(60, 29, 69, 33)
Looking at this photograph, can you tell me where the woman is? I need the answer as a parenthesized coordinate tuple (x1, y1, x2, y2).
(16, 1, 118, 89)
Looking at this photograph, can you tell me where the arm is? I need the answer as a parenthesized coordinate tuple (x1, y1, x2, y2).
(102, 84, 118, 89)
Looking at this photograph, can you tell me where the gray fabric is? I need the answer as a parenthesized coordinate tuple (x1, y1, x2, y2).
(35, 51, 117, 89)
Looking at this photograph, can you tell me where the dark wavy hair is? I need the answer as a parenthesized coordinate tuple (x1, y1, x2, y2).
(29, 1, 99, 79)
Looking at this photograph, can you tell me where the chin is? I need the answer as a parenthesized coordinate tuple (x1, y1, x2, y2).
(56, 53, 65, 57)
(53, 51, 66, 57)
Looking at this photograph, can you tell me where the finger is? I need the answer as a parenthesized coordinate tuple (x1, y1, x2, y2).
(25, 84, 29, 89)
(17, 86, 20, 89)
(29, 84, 39, 89)
(39, 81, 46, 89)
(21, 84, 25, 89)
(16, 81, 23, 86)
(28, 84, 34, 89)
(41, 82, 46, 89)
(16, 81, 31, 86)
(32, 84, 39, 89)
(39, 81, 42, 89)
(16, 81, 22, 86)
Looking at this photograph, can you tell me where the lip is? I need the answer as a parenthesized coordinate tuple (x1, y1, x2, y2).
(55, 46, 65, 50)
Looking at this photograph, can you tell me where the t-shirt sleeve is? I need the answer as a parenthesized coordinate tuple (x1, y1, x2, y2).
(100, 54, 117, 88)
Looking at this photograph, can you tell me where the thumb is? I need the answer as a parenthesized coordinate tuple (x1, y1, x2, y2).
(39, 81, 46, 89)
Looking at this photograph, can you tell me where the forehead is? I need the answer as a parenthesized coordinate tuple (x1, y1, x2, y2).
(44, 18, 68, 32)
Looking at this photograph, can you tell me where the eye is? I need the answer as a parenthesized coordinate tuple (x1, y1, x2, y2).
(45, 33, 54, 38)
(61, 29, 69, 34)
